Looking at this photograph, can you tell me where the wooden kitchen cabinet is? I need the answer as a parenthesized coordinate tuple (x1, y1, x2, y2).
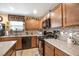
(4, 44, 16, 56)
(8, 15, 25, 21)
(1, 37, 22, 50)
(25, 19, 42, 30)
(44, 41, 55, 56)
(55, 48, 69, 56)
(51, 4, 62, 28)
(0, 38, 2, 41)
(31, 36, 37, 48)
(15, 37, 22, 50)
(44, 40, 69, 56)
(63, 3, 79, 27)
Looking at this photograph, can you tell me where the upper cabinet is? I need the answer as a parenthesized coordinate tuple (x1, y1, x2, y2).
(8, 15, 25, 21)
(25, 19, 42, 30)
(42, 3, 79, 28)
(63, 4, 79, 27)
(51, 4, 62, 28)
(42, 4, 62, 29)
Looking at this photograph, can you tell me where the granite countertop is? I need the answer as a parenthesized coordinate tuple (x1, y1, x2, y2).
(0, 41, 16, 56)
(44, 39, 79, 56)
(0, 34, 43, 38)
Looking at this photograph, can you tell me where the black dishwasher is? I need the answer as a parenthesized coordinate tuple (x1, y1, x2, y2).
(22, 37, 31, 49)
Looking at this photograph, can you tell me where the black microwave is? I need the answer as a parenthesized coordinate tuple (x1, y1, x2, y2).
(42, 18, 51, 29)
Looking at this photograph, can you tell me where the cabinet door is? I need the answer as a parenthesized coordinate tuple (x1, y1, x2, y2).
(25, 19, 42, 30)
(16, 37, 22, 50)
(0, 38, 2, 42)
(55, 48, 69, 56)
(4, 44, 16, 56)
(44, 42, 54, 56)
(36, 20, 42, 29)
(31, 36, 37, 48)
(25, 19, 35, 30)
(51, 4, 62, 28)
(63, 3, 79, 26)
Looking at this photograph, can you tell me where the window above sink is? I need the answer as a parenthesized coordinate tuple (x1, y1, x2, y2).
(9, 21, 24, 31)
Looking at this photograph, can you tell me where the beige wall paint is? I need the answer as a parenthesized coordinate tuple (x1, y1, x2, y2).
(0, 14, 9, 30)
(0, 14, 8, 24)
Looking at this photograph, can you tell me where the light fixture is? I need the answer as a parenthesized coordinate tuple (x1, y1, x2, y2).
(9, 6, 15, 11)
(33, 9, 37, 14)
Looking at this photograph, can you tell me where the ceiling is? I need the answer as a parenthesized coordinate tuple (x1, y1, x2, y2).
(0, 3, 59, 17)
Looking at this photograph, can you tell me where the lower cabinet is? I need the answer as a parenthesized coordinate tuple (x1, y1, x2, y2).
(0, 36, 37, 50)
(44, 41, 69, 56)
(31, 36, 37, 48)
(44, 41, 55, 56)
(55, 48, 69, 56)
(1, 37, 22, 50)
(16, 37, 22, 50)
(4, 44, 16, 56)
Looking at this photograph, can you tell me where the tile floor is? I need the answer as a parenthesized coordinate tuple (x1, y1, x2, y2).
(16, 48, 40, 56)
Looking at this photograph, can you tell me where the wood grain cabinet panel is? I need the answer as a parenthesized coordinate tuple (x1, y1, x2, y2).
(0, 38, 2, 41)
(63, 3, 79, 26)
(55, 48, 69, 56)
(51, 4, 62, 28)
(44, 42, 55, 56)
(4, 44, 16, 56)
(25, 19, 42, 30)
(31, 36, 37, 48)
(16, 37, 22, 50)
(44, 40, 69, 56)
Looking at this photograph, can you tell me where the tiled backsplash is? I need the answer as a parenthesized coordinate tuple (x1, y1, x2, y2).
(59, 27, 79, 45)
(46, 27, 79, 45)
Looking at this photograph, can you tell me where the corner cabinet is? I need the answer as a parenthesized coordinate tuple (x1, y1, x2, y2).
(51, 4, 63, 28)
(63, 4, 79, 27)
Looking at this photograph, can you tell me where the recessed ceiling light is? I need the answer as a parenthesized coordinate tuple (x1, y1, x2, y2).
(9, 6, 15, 11)
(33, 9, 37, 14)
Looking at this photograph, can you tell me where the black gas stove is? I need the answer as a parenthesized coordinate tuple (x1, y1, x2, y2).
(43, 30, 60, 39)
